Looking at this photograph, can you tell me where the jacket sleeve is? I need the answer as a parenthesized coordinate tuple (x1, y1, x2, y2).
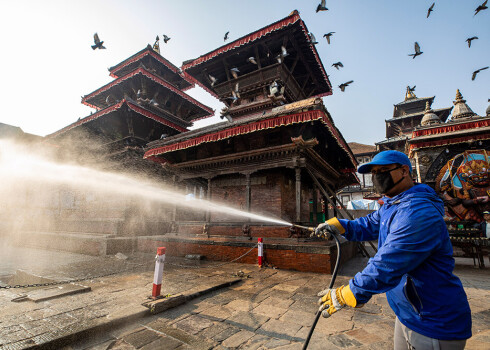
(348, 201, 444, 304)
(339, 209, 381, 242)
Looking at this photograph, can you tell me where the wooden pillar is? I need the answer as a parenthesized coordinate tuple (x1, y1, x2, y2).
(295, 167, 301, 222)
(206, 178, 212, 223)
(172, 175, 178, 223)
(312, 186, 318, 226)
(245, 173, 251, 212)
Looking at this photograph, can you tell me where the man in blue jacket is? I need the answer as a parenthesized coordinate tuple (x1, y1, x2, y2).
(316, 150, 471, 350)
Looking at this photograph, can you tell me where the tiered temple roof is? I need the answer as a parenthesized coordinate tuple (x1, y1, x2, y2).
(181, 10, 332, 119)
(49, 46, 213, 147)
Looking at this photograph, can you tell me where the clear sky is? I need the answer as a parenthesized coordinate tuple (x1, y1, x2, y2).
(1, 0, 488, 145)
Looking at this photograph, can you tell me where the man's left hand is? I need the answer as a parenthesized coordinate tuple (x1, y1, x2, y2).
(317, 285, 360, 318)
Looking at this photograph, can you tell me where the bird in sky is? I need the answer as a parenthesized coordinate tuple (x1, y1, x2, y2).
(472, 66, 488, 81)
(162, 34, 171, 43)
(247, 56, 257, 65)
(466, 36, 478, 48)
(339, 80, 353, 92)
(474, 1, 488, 16)
(91, 33, 106, 50)
(427, 3, 435, 18)
(316, 0, 328, 12)
(224, 31, 230, 41)
(230, 67, 240, 79)
(332, 62, 343, 70)
(408, 85, 416, 93)
(323, 32, 335, 44)
(408, 42, 423, 59)
(308, 32, 318, 45)
(208, 74, 218, 87)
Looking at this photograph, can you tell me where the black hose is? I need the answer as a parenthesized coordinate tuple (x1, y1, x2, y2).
(302, 233, 342, 349)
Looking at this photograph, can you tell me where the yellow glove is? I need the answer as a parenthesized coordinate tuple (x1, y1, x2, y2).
(317, 285, 359, 318)
(313, 217, 345, 239)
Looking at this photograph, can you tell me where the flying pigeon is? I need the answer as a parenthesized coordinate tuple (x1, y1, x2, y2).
(466, 36, 478, 48)
(408, 42, 423, 59)
(230, 67, 240, 79)
(323, 32, 335, 44)
(332, 62, 343, 70)
(338, 80, 353, 92)
(474, 0, 488, 16)
(472, 66, 488, 81)
(408, 85, 416, 93)
(247, 57, 257, 65)
(208, 74, 218, 87)
(427, 3, 435, 18)
(162, 34, 171, 43)
(275, 45, 289, 64)
(225, 90, 239, 105)
(224, 31, 230, 41)
(91, 33, 106, 50)
(308, 32, 318, 45)
(316, 0, 328, 12)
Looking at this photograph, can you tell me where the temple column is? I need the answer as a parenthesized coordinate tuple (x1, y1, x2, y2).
(245, 173, 251, 212)
(295, 167, 301, 222)
(206, 177, 212, 223)
(312, 186, 318, 226)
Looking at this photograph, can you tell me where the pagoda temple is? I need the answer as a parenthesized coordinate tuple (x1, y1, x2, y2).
(143, 11, 359, 273)
(376, 87, 453, 154)
(47, 45, 213, 171)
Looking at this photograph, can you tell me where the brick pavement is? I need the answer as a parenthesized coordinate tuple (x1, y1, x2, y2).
(0, 252, 488, 349)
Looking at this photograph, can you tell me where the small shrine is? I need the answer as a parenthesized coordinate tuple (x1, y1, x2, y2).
(376, 87, 453, 153)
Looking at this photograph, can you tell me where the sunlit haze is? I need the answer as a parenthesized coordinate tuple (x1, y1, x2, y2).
(1, 0, 488, 145)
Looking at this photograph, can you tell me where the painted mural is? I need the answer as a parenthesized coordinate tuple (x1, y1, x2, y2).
(436, 149, 490, 222)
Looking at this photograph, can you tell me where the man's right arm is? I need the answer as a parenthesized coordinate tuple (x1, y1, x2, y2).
(339, 210, 380, 242)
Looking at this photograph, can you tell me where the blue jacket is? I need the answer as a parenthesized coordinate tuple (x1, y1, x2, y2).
(339, 184, 471, 340)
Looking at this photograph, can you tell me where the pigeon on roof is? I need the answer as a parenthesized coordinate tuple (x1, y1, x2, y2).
(230, 67, 240, 79)
(408, 42, 423, 59)
(208, 74, 218, 87)
(91, 33, 106, 50)
(308, 32, 318, 45)
(224, 31, 230, 41)
(323, 32, 335, 44)
(247, 57, 258, 65)
(427, 3, 435, 18)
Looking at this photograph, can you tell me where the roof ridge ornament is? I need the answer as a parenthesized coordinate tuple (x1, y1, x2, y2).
(452, 89, 477, 120)
(404, 85, 417, 101)
(420, 101, 441, 126)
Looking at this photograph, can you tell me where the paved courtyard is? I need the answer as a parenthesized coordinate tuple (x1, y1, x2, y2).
(0, 246, 488, 349)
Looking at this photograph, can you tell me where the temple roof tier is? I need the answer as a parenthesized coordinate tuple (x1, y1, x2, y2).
(48, 99, 188, 141)
(81, 67, 213, 122)
(180, 11, 332, 105)
(109, 45, 193, 91)
(386, 107, 452, 123)
(144, 98, 356, 179)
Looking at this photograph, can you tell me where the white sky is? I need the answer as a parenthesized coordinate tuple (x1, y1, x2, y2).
(0, 0, 488, 145)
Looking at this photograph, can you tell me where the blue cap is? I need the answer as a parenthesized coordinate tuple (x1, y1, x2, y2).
(357, 150, 412, 174)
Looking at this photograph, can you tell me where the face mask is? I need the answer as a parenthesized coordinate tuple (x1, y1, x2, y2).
(372, 166, 403, 194)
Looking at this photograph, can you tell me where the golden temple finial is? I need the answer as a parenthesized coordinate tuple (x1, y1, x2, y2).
(454, 89, 463, 102)
(424, 101, 430, 112)
(405, 86, 417, 101)
(152, 35, 160, 54)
